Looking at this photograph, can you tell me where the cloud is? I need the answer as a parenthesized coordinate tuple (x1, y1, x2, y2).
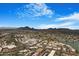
(58, 13, 79, 21)
(17, 3, 54, 19)
(37, 22, 75, 29)
(16, 4, 79, 29)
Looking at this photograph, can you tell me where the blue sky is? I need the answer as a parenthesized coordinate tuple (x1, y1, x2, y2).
(0, 3, 79, 29)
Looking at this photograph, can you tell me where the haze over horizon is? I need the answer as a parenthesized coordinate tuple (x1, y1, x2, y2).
(0, 3, 79, 29)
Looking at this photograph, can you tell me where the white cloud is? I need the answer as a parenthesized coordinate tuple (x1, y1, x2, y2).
(65, 26, 79, 29)
(17, 3, 54, 18)
(50, 12, 79, 29)
(16, 4, 79, 29)
(58, 13, 79, 21)
(37, 22, 75, 29)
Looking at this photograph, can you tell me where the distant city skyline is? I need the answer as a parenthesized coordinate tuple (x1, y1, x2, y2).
(0, 3, 79, 29)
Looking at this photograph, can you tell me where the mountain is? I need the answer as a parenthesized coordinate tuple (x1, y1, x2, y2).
(48, 28, 56, 30)
(47, 28, 70, 30)
(18, 26, 34, 30)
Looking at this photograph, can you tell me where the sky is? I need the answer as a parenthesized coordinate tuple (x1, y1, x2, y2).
(0, 3, 79, 29)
